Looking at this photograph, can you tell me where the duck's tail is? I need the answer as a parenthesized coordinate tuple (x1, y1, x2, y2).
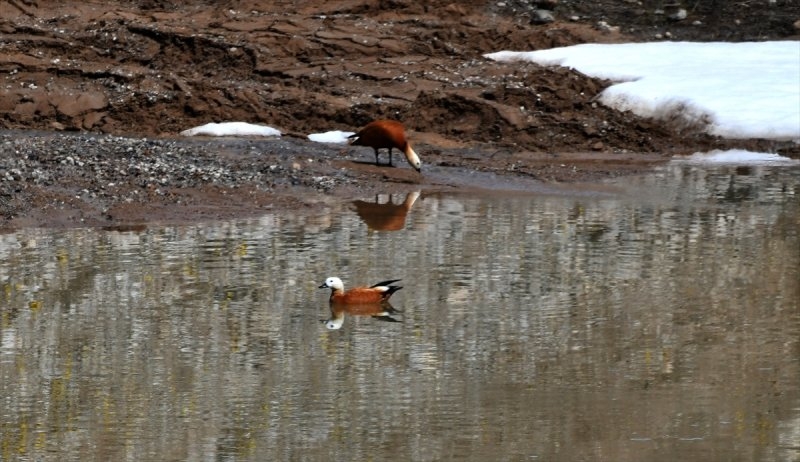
(371, 279, 401, 288)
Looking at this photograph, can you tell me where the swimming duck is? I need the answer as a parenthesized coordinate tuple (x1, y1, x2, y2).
(318, 277, 403, 304)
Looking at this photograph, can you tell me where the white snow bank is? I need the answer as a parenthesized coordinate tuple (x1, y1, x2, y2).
(180, 122, 281, 137)
(308, 130, 355, 144)
(486, 41, 800, 140)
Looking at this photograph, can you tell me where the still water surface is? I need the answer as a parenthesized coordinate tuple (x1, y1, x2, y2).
(1, 162, 798, 461)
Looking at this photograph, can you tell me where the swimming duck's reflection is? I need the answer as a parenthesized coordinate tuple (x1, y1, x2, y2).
(352, 191, 420, 231)
(323, 302, 402, 330)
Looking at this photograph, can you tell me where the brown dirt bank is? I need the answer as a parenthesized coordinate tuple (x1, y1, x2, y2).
(1, 1, 798, 229)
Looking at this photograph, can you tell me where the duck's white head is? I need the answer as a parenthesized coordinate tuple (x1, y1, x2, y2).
(324, 316, 344, 330)
(318, 277, 344, 291)
(404, 145, 422, 173)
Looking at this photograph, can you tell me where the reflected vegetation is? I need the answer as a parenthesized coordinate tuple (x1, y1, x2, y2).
(0, 163, 798, 461)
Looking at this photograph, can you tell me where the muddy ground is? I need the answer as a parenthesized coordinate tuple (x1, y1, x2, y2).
(1, 0, 798, 229)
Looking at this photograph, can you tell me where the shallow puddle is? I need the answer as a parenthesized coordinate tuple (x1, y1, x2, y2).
(1, 162, 798, 461)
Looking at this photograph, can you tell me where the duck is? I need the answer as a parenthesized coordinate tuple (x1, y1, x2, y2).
(324, 301, 402, 330)
(318, 277, 403, 304)
(348, 120, 422, 172)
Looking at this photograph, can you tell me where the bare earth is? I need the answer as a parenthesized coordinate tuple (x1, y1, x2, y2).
(1, 0, 798, 229)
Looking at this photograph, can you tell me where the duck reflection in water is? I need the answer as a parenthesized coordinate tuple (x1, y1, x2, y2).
(318, 277, 404, 329)
(352, 191, 420, 231)
(324, 301, 402, 330)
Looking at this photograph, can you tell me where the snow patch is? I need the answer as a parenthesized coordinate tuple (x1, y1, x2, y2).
(181, 122, 281, 137)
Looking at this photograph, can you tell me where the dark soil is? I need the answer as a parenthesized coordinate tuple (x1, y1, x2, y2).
(1, 0, 798, 229)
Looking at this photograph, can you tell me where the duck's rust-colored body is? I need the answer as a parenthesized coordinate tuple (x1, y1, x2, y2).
(348, 120, 422, 172)
(318, 277, 403, 304)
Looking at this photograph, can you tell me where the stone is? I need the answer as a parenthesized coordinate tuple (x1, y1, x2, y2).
(532, 10, 555, 24)
(53, 91, 108, 118)
(668, 8, 687, 21)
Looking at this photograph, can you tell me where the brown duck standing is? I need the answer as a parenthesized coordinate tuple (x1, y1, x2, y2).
(348, 120, 422, 172)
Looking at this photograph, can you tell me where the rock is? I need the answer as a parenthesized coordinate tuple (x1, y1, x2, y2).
(532, 10, 555, 24)
(596, 21, 620, 33)
(668, 8, 687, 21)
(52, 91, 108, 118)
(186, 100, 210, 116)
(444, 3, 467, 16)
(82, 111, 107, 130)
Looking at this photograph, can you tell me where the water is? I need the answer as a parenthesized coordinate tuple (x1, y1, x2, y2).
(1, 162, 798, 462)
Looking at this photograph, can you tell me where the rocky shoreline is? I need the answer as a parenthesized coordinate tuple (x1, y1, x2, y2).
(0, 129, 655, 229)
(4, 127, 795, 230)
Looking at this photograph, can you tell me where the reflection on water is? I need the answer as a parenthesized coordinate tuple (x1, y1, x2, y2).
(324, 302, 402, 330)
(352, 191, 420, 231)
(1, 163, 798, 461)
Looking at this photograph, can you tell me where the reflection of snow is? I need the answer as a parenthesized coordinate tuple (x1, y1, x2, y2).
(778, 412, 800, 458)
(676, 149, 799, 165)
(1, 328, 16, 354)
(0, 233, 21, 260)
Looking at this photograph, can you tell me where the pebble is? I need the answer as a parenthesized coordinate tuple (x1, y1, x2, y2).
(596, 21, 620, 33)
(532, 10, 555, 24)
(668, 8, 687, 21)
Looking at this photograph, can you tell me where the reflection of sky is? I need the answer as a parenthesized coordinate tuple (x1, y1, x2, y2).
(1, 328, 15, 354)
